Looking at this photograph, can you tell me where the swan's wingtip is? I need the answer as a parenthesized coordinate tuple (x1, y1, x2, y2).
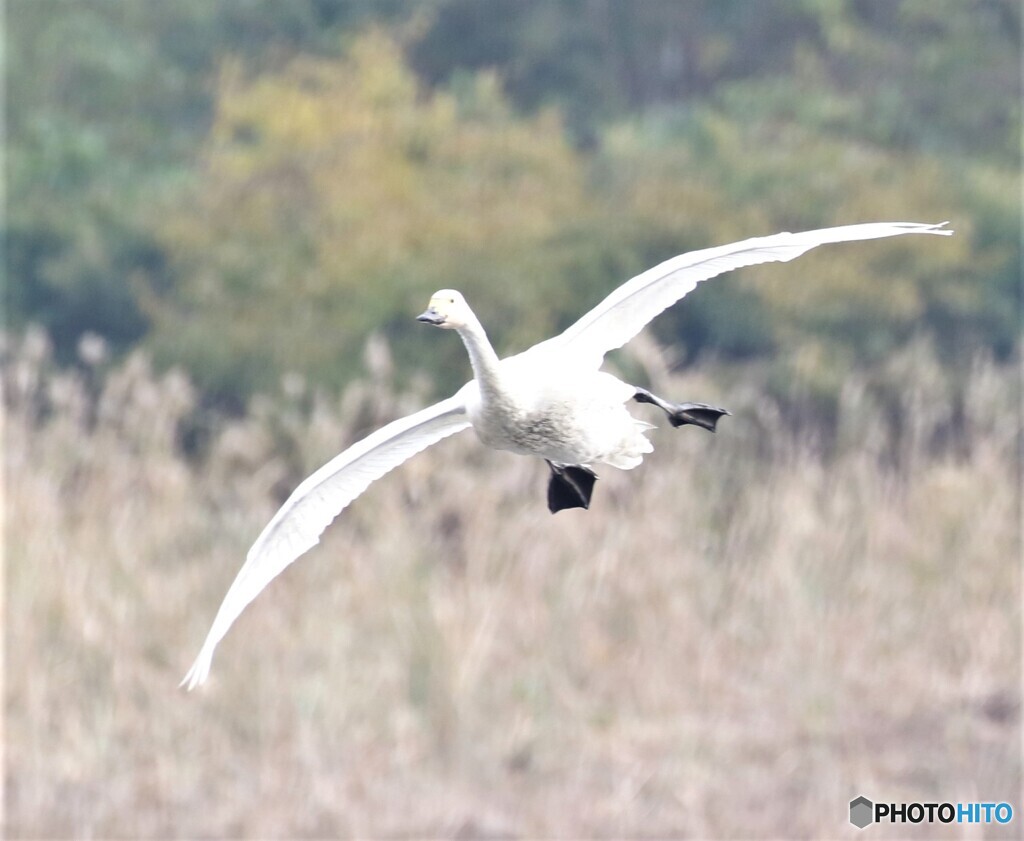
(898, 220, 952, 235)
(180, 653, 212, 691)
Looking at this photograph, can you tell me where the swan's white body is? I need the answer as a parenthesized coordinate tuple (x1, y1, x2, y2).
(183, 221, 951, 688)
(464, 358, 653, 469)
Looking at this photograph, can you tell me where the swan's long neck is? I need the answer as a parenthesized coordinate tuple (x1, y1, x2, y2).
(455, 312, 503, 401)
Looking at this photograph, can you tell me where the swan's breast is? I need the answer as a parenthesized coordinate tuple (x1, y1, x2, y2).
(467, 365, 630, 462)
(505, 406, 580, 453)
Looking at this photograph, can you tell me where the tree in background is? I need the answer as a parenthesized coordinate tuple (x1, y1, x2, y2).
(411, 0, 1019, 159)
(149, 31, 589, 403)
(6, 0, 1019, 414)
(6, 0, 407, 364)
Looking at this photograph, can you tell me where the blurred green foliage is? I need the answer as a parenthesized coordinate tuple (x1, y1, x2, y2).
(149, 32, 589, 401)
(7, 0, 1019, 410)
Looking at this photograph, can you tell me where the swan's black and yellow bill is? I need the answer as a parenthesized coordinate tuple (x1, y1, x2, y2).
(547, 462, 597, 514)
(417, 307, 446, 326)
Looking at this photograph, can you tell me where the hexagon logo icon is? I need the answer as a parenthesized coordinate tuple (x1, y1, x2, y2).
(850, 796, 874, 829)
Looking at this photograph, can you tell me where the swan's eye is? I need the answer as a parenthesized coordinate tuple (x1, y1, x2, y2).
(448, 297, 455, 304)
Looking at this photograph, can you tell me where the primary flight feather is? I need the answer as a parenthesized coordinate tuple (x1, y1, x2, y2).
(182, 221, 951, 689)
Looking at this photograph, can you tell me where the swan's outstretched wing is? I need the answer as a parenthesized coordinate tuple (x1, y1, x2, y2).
(538, 222, 951, 370)
(182, 391, 472, 689)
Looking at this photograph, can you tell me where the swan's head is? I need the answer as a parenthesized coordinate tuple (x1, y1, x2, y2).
(417, 289, 472, 330)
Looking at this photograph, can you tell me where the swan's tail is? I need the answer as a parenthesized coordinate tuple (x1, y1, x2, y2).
(603, 420, 655, 470)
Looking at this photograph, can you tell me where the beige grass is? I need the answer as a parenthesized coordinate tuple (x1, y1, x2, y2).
(5, 327, 1020, 838)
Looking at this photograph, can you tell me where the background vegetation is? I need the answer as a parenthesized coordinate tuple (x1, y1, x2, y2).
(5, 1, 1020, 837)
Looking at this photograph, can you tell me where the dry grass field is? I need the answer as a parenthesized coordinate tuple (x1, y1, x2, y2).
(5, 327, 1020, 838)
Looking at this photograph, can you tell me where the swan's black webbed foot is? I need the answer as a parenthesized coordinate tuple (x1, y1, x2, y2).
(546, 462, 597, 513)
(634, 388, 731, 432)
(667, 402, 731, 431)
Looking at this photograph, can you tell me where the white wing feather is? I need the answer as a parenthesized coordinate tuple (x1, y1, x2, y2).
(182, 391, 471, 689)
(532, 221, 952, 370)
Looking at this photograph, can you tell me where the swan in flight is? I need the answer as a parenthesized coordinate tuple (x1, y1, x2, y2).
(182, 221, 950, 688)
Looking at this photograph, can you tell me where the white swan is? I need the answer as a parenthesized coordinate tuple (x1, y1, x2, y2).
(182, 221, 950, 688)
